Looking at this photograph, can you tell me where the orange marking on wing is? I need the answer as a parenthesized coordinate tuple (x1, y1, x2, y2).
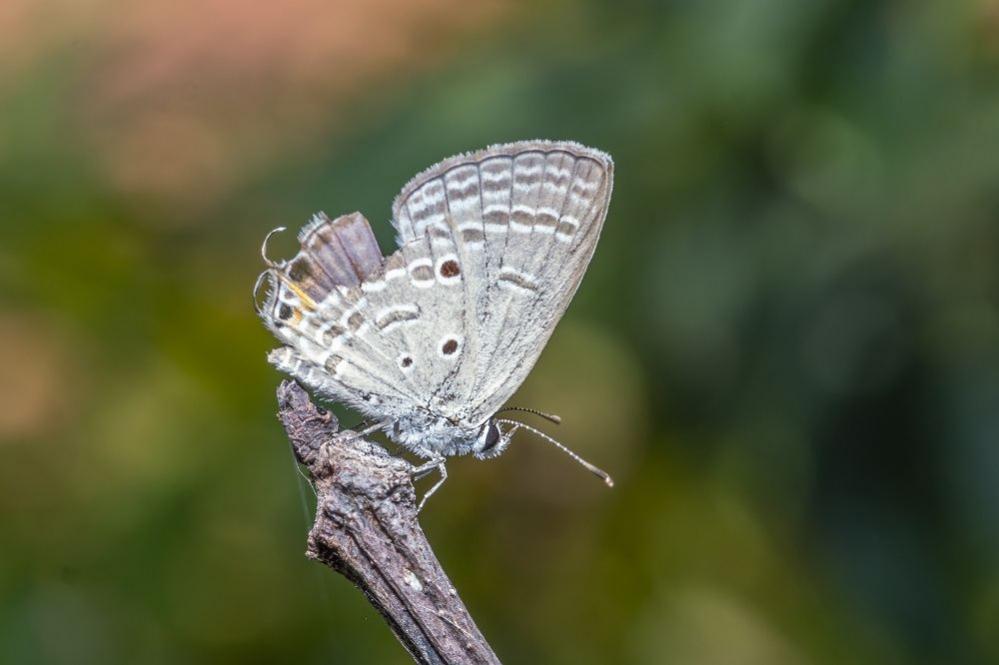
(276, 273, 318, 310)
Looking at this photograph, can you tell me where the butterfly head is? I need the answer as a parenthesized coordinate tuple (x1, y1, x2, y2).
(471, 420, 510, 460)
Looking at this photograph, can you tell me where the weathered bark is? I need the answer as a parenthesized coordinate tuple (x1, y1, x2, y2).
(276, 380, 501, 665)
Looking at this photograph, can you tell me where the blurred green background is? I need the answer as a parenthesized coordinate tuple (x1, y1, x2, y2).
(2, 1, 998, 663)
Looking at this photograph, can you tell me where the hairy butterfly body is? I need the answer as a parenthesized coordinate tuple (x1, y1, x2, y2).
(257, 140, 614, 505)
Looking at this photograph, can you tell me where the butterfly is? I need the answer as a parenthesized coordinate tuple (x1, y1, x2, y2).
(255, 140, 614, 507)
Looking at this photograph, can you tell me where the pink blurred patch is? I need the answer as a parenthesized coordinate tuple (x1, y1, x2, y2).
(0, 312, 81, 439)
(68, 0, 511, 217)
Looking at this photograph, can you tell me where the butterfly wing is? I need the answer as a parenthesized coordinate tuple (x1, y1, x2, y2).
(391, 140, 613, 425)
(259, 211, 430, 418)
(260, 141, 612, 435)
(260, 206, 490, 432)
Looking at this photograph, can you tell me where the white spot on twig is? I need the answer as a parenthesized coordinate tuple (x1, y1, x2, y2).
(403, 568, 423, 592)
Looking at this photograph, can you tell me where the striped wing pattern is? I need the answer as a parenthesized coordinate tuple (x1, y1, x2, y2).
(392, 140, 613, 423)
(260, 140, 612, 433)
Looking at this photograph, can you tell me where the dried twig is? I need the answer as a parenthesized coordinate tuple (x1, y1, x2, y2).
(276, 380, 502, 665)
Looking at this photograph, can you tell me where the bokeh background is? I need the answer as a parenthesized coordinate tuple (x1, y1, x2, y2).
(2, 1, 998, 663)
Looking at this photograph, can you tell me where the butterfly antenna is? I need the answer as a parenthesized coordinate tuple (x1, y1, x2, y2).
(496, 406, 562, 425)
(496, 419, 614, 487)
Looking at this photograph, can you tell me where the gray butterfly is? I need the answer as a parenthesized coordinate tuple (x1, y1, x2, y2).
(256, 140, 614, 507)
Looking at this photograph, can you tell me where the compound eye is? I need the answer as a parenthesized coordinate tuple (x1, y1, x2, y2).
(480, 422, 501, 454)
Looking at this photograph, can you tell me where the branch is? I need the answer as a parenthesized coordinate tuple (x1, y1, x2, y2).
(276, 380, 502, 665)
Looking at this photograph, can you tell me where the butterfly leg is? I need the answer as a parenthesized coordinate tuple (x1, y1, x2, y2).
(337, 419, 389, 445)
(355, 420, 387, 437)
(411, 459, 439, 480)
(412, 456, 447, 512)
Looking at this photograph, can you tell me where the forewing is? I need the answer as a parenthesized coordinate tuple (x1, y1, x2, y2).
(391, 140, 613, 423)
